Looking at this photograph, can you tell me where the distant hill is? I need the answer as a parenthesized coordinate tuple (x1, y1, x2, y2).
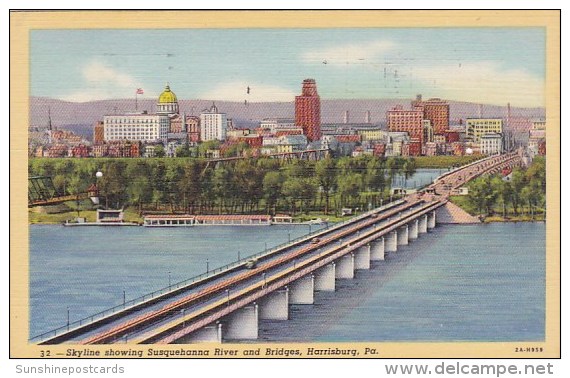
(30, 96, 545, 141)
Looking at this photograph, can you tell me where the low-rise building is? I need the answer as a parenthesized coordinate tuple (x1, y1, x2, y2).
(451, 141, 465, 156)
(227, 128, 251, 139)
(70, 144, 91, 158)
(480, 133, 503, 155)
(186, 115, 201, 143)
(278, 134, 308, 152)
(93, 144, 109, 157)
(259, 118, 296, 133)
(45, 144, 69, 158)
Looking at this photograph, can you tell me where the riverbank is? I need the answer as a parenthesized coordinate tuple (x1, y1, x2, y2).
(28, 208, 349, 225)
(28, 208, 143, 225)
(414, 155, 481, 168)
(449, 196, 546, 223)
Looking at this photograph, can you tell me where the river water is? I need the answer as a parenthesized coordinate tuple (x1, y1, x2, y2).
(28, 168, 545, 342)
(29, 222, 545, 342)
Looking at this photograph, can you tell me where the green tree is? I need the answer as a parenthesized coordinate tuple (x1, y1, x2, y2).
(402, 158, 417, 187)
(315, 157, 337, 214)
(281, 177, 303, 216)
(263, 171, 284, 215)
(154, 145, 166, 158)
(338, 173, 363, 209)
(510, 169, 526, 215)
(178, 161, 203, 213)
(175, 143, 192, 158)
(212, 166, 232, 213)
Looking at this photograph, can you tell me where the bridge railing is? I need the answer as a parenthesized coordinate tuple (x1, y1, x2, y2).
(30, 198, 406, 343)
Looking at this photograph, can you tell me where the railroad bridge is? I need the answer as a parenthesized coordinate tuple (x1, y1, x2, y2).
(34, 152, 521, 345)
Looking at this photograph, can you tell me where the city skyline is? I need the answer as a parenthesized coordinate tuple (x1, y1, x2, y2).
(31, 28, 546, 107)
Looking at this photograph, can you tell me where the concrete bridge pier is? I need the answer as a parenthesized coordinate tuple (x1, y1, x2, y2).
(397, 225, 409, 246)
(175, 322, 222, 343)
(409, 219, 419, 240)
(385, 231, 398, 253)
(289, 274, 314, 304)
(419, 214, 428, 234)
(428, 211, 436, 229)
(354, 245, 371, 270)
(258, 288, 289, 320)
(370, 237, 385, 261)
(223, 304, 258, 340)
(335, 253, 355, 279)
(314, 263, 336, 291)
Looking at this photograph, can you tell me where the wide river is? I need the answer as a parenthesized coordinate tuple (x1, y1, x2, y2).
(28, 169, 545, 342)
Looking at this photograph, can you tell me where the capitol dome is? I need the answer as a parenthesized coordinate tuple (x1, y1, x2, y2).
(157, 84, 179, 114)
(158, 85, 177, 103)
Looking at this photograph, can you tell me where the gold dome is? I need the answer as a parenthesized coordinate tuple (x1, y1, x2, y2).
(158, 84, 178, 104)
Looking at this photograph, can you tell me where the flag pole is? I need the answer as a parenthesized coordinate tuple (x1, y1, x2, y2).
(135, 91, 138, 111)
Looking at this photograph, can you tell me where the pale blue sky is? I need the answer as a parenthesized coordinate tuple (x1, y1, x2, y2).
(31, 28, 546, 107)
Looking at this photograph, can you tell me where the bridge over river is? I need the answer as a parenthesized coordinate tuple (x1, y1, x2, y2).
(34, 152, 521, 345)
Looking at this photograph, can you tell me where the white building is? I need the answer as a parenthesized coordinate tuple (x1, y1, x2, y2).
(259, 118, 296, 133)
(200, 103, 227, 141)
(103, 112, 170, 142)
(480, 133, 503, 155)
(262, 136, 281, 147)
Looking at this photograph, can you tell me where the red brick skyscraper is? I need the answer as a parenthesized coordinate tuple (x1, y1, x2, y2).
(295, 79, 321, 141)
(412, 95, 449, 134)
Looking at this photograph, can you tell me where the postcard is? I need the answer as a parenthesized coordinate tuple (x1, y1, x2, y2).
(10, 10, 560, 359)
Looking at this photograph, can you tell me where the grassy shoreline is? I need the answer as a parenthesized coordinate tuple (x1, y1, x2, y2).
(29, 206, 543, 225)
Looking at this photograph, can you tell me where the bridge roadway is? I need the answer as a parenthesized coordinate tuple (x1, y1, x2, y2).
(37, 152, 522, 345)
(100, 200, 438, 344)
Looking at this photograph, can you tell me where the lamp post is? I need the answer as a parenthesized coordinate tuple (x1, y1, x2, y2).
(262, 272, 266, 288)
(66, 307, 70, 331)
(123, 290, 126, 307)
(95, 171, 106, 209)
(237, 251, 240, 261)
(168, 271, 171, 289)
(206, 259, 209, 274)
(225, 289, 230, 305)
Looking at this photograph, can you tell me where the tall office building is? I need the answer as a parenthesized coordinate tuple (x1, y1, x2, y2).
(411, 95, 449, 134)
(200, 103, 227, 141)
(386, 105, 424, 143)
(295, 79, 321, 142)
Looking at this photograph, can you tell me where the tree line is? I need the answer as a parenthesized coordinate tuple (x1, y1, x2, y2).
(464, 157, 546, 218)
(28, 156, 418, 216)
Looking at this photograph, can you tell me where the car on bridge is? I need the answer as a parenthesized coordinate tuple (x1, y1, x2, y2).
(245, 258, 258, 269)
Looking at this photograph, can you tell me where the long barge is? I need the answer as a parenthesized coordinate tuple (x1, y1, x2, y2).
(143, 214, 272, 227)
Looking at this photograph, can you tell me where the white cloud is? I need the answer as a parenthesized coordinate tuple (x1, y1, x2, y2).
(413, 62, 544, 108)
(61, 61, 142, 102)
(302, 40, 395, 66)
(199, 81, 296, 102)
